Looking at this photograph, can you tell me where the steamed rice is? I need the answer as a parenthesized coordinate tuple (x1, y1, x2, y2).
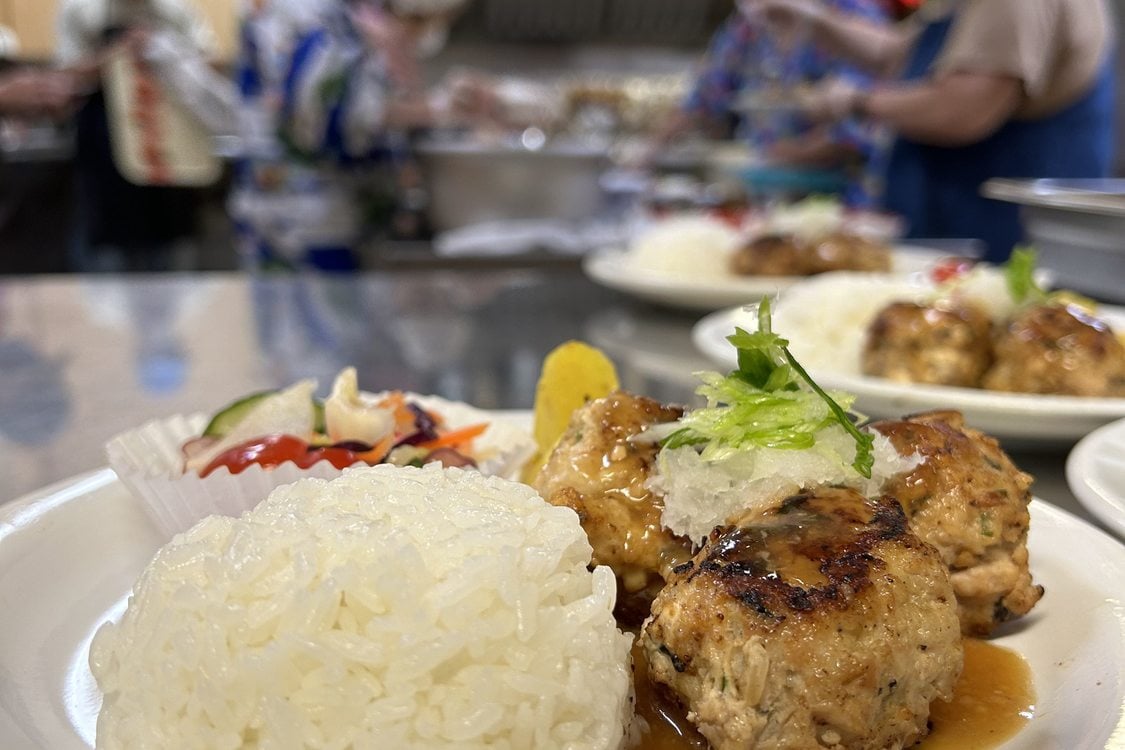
(90, 465, 633, 749)
(761, 197, 846, 242)
(625, 215, 742, 278)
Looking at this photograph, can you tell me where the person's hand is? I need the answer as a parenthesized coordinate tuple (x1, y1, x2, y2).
(62, 41, 125, 94)
(0, 69, 81, 120)
(766, 127, 857, 168)
(797, 77, 862, 122)
(122, 27, 154, 60)
(445, 73, 503, 125)
(350, 4, 421, 89)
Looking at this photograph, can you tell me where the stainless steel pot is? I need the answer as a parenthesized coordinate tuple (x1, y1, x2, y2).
(415, 138, 611, 232)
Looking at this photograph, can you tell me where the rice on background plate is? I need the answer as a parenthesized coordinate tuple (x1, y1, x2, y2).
(90, 464, 633, 749)
(623, 215, 743, 279)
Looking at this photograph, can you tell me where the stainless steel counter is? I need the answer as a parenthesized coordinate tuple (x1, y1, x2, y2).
(0, 269, 1111, 541)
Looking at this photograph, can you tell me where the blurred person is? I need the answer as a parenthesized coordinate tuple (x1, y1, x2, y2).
(0, 70, 79, 120)
(231, 0, 490, 272)
(0, 25, 78, 120)
(57, 0, 226, 272)
(752, 0, 1116, 262)
(57, 0, 215, 65)
(0, 27, 84, 275)
(647, 0, 891, 206)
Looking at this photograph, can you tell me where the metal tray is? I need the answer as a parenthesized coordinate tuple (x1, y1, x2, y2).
(983, 179, 1125, 302)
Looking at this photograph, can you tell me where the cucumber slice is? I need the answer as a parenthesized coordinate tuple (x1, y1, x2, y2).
(313, 399, 326, 435)
(202, 391, 277, 438)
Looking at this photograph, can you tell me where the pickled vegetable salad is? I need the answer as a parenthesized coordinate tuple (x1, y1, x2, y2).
(183, 369, 488, 477)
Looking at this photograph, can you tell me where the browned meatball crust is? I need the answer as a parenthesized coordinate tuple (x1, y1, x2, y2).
(730, 233, 892, 277)
(982, 303, 1125, 397)
(808, 232, 893, 274)
(729, 235, 809, 277)
(862, 302, 994, 387)
(534, 391, 692, 624)
(641, 488, 962, 750)
(872, 410, 1043, 636)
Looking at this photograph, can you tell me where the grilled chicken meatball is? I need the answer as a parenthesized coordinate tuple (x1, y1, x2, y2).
(862, 302, 994, 387)
(982, 303, 1125, 397)
(729, 235, 808, 277)
(807, 232, 892, 274)
(731, 233, 891, 277)
(642, 489, 962, 750)
(872, 411, 1043, 636)
(534, 391, 692, 624)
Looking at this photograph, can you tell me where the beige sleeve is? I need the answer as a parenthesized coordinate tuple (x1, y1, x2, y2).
(932, 0, 1062, 100)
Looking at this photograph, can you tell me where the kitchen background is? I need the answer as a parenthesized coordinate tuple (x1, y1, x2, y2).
(1, 0, 1123, 275)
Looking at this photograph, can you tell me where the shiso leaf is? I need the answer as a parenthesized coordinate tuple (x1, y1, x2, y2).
(663, 299, 875, 477)
(1005, 246, 1099, 312)
(1005, 247, 1047, 305)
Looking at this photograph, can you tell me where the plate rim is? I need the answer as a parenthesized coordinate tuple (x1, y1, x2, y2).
(1067, 417, 1125, 539)
(583, 246, 973, 312)
(0, 468, 118, 534)
(693, 306, 1125, 419)
(582, 251, 791, 311)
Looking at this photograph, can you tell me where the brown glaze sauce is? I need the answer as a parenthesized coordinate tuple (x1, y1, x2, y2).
(631, 640, 709, 750)
(630, 639, 1034, 750)
(921, 639, 1034, 749)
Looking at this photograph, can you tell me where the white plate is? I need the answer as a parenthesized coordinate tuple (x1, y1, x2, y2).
(1068, 418, 1125, 539)
(583, 246, 945, 312)
(693, 306, 1125, 446)
(1, 470, 1123, 748)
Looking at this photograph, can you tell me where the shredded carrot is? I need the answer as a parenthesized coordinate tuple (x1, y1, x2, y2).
(417, 423, 488, 451)
(355, 435, 395, 465)
(377, 391, 417, 434)
(376, 392, 404, 410)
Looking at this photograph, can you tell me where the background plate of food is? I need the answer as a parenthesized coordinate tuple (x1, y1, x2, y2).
(1067, 417, 1125, 539)
(583, 211, 950, 312)
(1, 461, 1123, 748)
(693, 261, 1125, 445)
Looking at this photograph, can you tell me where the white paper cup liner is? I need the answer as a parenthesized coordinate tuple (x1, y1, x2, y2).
(105, 413, 344, 538)
(106, 395, 535, 539)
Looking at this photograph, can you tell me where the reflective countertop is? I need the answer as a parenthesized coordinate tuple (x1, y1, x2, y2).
(0, 268, 1109, 539)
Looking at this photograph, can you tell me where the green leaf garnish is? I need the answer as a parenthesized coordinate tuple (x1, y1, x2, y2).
(1004, 246, 1100, 311)
(1005, 247, 1048, 305)
(665, 299, 874, 477)
(782, 347, 875, 477)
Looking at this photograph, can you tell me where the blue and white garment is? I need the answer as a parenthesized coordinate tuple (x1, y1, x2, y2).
(231, 0, 405, 270)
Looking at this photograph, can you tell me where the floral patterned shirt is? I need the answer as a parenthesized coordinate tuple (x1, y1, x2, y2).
(685, 3, 891, 203)
(232, 0, 403, 270)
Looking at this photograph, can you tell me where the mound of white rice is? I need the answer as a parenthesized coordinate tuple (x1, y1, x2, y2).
(91, 465, 633, 750)
(939, 266, 1027, 322)
(762, 197, 845, 242)
(653, 428, 919, 544)
(625, 215, 742, 278)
